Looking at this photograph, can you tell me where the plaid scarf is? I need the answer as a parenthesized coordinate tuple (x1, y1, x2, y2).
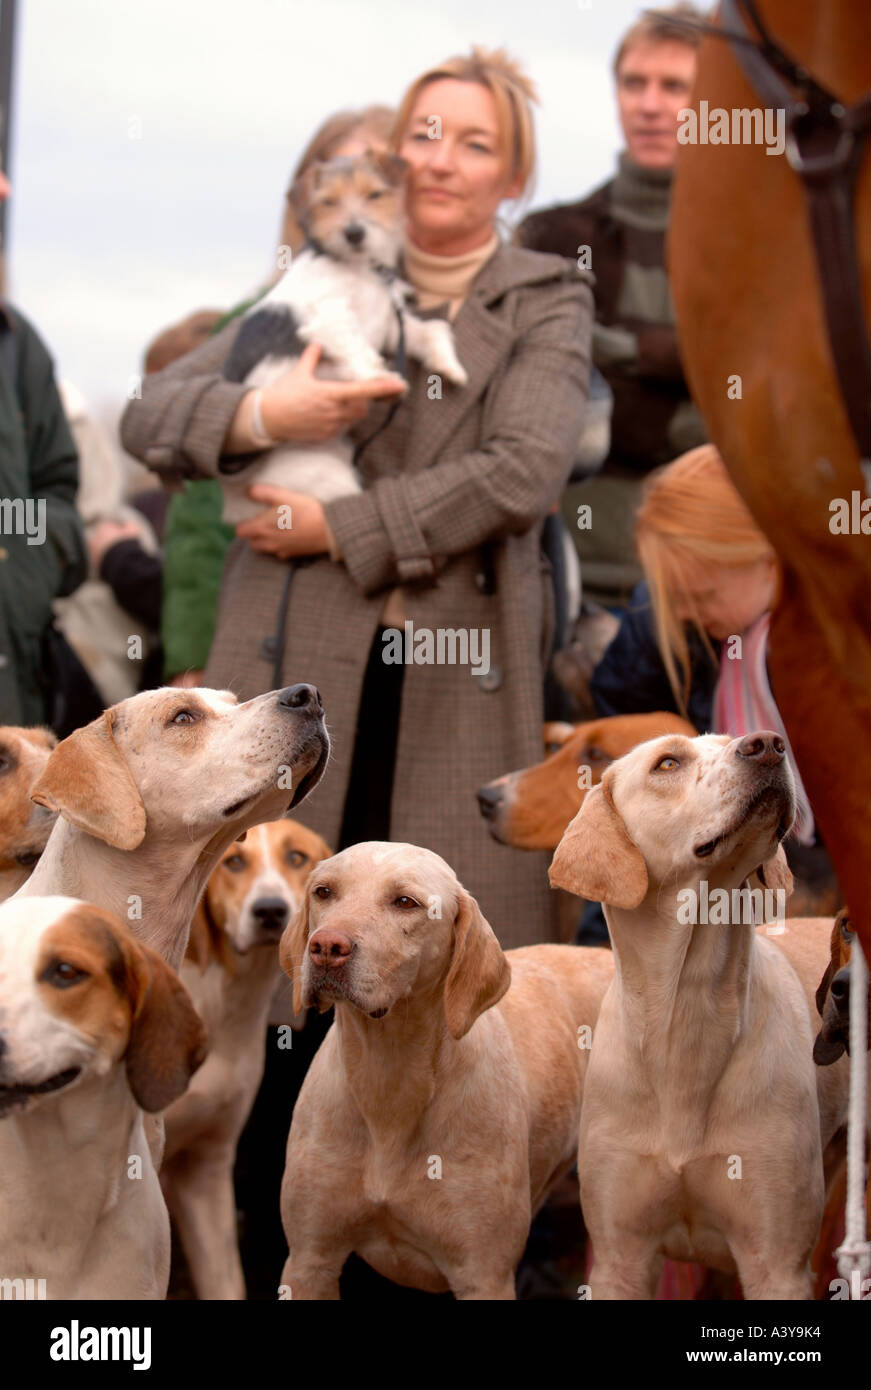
(713, 613, 815, 845)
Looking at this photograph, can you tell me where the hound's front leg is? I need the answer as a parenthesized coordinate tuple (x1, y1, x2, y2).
(280, 1248, 348, 1300)
(588, 1247, 664, 1300)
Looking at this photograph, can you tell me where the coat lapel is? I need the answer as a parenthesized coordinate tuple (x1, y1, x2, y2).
(406, 244, 576, 476)
(408, 292, 511, 475)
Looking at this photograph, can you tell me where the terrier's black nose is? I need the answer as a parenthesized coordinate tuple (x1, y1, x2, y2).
(278, 684, 322, 714)
(736, 731, 785, 767)
(251, 898, 290, 935)
(344, 223, 366, 246)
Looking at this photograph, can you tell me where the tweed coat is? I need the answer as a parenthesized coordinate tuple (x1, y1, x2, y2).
(120, 245, 593, 947)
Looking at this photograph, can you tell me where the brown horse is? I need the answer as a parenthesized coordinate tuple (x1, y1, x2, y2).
(670, 1, 871, 962)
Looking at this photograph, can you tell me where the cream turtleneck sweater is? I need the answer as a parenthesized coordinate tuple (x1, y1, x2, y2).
(401, 230, 500, 320)
(324, 231, 500, 627)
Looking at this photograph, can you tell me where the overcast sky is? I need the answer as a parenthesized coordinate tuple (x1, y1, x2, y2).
(8, 0, 644, 416)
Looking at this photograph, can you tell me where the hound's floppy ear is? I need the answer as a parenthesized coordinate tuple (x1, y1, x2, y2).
(815, 920, 844, 1018)
(549, 776, 648, 908)
(754, 843, 793, 900)
(124, 939, 208, 1112)
(280, 888, 313, 1016)
(30, 710, 146, 851)
(443, 887, 511, 1040)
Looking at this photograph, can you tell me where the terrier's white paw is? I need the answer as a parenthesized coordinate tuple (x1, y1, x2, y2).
(421, 322, 467, 386)
(439, 357, 468, 387)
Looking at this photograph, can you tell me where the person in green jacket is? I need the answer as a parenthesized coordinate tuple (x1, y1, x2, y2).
(0, 289, 87, 725)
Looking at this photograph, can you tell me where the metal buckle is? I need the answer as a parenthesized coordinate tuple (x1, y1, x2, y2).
(785, 119, 855, 179)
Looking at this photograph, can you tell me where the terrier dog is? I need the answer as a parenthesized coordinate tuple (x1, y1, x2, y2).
(220, 151, 467, 524)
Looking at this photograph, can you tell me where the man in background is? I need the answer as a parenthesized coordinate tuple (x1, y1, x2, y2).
(518, 4, 708, 610)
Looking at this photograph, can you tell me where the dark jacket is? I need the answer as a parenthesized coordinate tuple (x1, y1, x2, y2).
(591, 582, 719, 733)
(518, 181, 703, 471)
(0, 306, 87, 723)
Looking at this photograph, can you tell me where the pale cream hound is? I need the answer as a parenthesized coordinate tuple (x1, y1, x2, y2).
(550, 729, 840, 1300)
(0, 725, 57, 901)
(162, 818, 332, 1301)
(0, 895, 206, 1299)
(278, 841, 614, 1300)
(14, 683, 329, 973)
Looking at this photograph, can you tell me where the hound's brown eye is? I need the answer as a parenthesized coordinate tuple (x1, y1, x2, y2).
(840, 919, 854, 941)
(286, 850, 309, 868)
(314, 885, 331, 899)
(586, 746, 607, 761)
(319, 197, 338, 208)
(654, 756, 680, 771)
(394, 895, 419, 910)
(366, 190, 384, 200)
(170, 709, 199, 725)
(43, 960, 90, 989)
(224, 854, 246, 872)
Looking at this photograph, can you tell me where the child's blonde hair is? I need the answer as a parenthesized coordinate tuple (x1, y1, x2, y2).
(635, 444, 776, 717)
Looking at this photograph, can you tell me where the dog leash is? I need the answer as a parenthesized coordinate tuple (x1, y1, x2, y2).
(262, 292, 408, 689)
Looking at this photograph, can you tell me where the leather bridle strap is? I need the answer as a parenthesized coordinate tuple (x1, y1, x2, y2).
(659, 0, 871, 460)
(720, 0, 871, 460)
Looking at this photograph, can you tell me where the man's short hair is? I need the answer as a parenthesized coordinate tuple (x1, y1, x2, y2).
(613, 5, 707, 78)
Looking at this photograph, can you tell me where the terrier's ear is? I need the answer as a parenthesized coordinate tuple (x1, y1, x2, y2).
(549, 776, 648, 909)
(370, 151, 409, 186)
(286, 163, 322, 221)
(31, 710, 146, 851)
(443, 887, 511, 1040)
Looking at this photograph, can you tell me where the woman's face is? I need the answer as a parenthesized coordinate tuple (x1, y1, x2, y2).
(399, 78, 523, 251)
(672, 556, 778, 641)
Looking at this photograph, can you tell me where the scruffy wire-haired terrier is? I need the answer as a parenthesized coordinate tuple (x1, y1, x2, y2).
(220, 151, 468, 524)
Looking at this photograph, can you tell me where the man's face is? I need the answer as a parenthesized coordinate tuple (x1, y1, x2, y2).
(616, 39, 698, 169)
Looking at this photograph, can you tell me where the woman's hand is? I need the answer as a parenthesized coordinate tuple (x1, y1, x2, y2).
(235, 485, 331, 559)
(260, 343, 405, 444)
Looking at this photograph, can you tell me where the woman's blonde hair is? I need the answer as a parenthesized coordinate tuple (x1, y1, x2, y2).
(635, 444, 776, 717)
(271, 105, 396, 279)
(391, 46, 538, 201)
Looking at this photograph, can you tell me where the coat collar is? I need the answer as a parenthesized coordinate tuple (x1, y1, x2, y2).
(469, 241, 579, 305)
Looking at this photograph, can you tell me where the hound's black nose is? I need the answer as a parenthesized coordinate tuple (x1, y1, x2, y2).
(252, 898, 290, 935)
(279, 684, 322, 714)
(476, 785, 503, 819)
(343, 223, 366, 246)
(736, 731, 785, 767)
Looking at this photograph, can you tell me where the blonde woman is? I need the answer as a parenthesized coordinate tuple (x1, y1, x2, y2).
(591, 444, 815, 843)
(122, 47, 593, 949)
